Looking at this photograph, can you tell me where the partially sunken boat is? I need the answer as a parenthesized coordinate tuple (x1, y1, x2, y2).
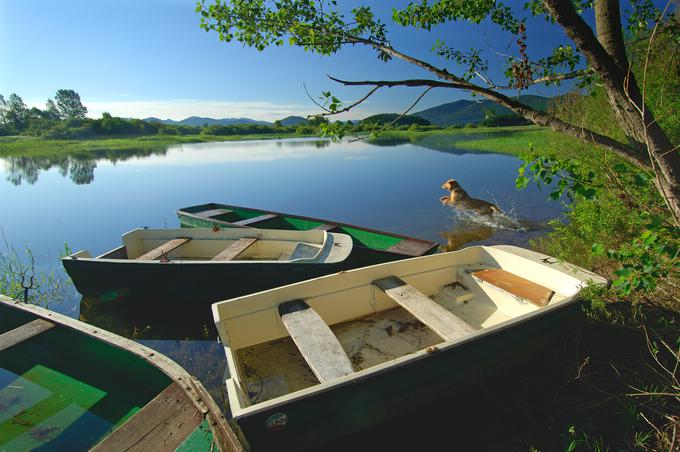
(177, 203, 439, 266)
(0, 295, 244, 451)
(212, 245, 607, 450)
(63, 227, 352, 302)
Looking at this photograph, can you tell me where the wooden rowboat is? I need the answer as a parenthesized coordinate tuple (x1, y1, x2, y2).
(62, 227, 352, 302)
(212, 245, 607, 450)
(177, 203, 439, 266)
(0, 295, 244, 451)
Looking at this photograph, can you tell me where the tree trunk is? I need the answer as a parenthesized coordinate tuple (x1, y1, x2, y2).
(543, 0, 680, 223)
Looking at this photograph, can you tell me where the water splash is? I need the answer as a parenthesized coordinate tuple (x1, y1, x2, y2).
(446, 206, 547, 232)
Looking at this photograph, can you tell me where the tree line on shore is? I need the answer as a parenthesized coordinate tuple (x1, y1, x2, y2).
(0, 89, 528, 140)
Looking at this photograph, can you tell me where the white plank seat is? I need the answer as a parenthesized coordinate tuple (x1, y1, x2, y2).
(373, 276, 475, 341)
(0, 319, 55, 352)
(196, 208, 233, 218)
(212, 237, 258, 261)
(312, 223, 336, 231)
(470, 269, 555, 307)
(278, 299, 354, 383)
(233, 214, 277, 227)
(135, 238, 191, 261)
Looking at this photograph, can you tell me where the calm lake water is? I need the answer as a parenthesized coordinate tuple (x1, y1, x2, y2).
(0, 134, 563, 400)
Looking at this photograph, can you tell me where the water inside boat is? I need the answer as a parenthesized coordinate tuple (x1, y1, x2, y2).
(0, 305, 170, 450)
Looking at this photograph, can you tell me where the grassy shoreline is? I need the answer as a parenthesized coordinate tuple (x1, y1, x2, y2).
(0, 125, 556, 158)
(0, 132, 318, 157)
(375, 125, 556, 157)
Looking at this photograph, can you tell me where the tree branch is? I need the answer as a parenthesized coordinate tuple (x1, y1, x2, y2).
(328, 75, 651, 168)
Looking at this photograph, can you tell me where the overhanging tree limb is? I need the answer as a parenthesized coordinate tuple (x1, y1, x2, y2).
(327, 75, 651, 169)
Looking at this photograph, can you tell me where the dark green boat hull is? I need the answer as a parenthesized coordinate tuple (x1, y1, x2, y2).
(64, 255, 371, 304)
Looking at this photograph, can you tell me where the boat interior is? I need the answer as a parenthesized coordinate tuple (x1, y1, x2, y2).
(179, 203, 438, 256)
(0, 299, 172, 450)
(213, 246, 597, 412)
(69, 228, 350, 263)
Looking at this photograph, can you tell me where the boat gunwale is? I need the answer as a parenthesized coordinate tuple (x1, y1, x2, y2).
(0, 294, 244, 452)
(177, 203, 439, 252)
(216, 245, 607, 419)
(65, 228, 353, 265)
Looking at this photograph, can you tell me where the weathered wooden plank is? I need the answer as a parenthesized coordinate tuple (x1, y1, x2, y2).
(196, 208, 233, 218)
(472, 269, 554, 307)
(233, 214, 277, 227)
(312, 223, 336, 231)
(373, 276, 475, 341)
(212, 237, 258, 261)
(135, 238, 191, 261)
(386, 239, 437, 257)
(92, 382, 202, 452)
(190, 377, 245, 452)
(278, 300, 354, 383)
(0, 318, 55, 352)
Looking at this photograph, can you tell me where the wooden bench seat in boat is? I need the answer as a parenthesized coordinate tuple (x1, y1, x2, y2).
(470, 269, 555, 307)
(0, 318, 54, 352)
(312, 223, 336, 231)
(233, 214, 277, 227)
(385, 239, 438, 257)
(212, 237, 258, 261)
(135, 238, 191, 261)
(195, 208, 234, 218)
(278, 299, 354, 383)
(373, 276, 475, 341)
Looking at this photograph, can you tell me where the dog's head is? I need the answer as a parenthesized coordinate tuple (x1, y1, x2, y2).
(442, 179, 463, 192)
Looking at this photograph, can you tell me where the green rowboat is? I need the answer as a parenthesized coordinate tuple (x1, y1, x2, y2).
(177, 203, 439, 267)
(0, 295, 244, 451)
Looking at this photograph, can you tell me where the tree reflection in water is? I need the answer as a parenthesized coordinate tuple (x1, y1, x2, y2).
(2, 147, 170, 186)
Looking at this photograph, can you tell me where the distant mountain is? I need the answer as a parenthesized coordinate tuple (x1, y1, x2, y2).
(143, 116, 272, 126)
(413, 95, 550, 126)
(279, 116, 308, 126)
(361, 113, 430, 126)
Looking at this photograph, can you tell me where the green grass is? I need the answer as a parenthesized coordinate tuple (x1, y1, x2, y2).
(376, 125, 556, 156)
(0, 132, 315, 157)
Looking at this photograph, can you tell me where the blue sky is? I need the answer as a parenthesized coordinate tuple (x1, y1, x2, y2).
(0, 1, 670, 121)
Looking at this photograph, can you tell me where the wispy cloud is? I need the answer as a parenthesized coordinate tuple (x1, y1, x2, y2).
(24, 98, 377, 122)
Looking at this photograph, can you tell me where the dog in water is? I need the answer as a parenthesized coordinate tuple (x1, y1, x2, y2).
(440, 179, 501, 217)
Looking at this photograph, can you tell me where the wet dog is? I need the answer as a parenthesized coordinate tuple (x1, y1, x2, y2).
(440, 179, 501, 216)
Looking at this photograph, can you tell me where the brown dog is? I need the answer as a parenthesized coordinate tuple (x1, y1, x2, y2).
(440, 179, 501, 216)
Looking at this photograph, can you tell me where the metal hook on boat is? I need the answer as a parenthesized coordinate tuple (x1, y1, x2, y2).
(20, 275, 34, 303)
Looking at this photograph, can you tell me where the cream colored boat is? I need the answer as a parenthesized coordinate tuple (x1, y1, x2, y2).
(62, 227, 353, 302)
(212, 245, 607, 450)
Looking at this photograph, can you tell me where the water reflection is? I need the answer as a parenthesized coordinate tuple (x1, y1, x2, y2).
(79, 296, 217, 340)
(370, 132, 514, 155)
(441, 222, 495, 251)
(1, 147, 170, 185)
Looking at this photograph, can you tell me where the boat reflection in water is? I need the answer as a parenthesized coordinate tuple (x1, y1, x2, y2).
(79, 294, 227, 403)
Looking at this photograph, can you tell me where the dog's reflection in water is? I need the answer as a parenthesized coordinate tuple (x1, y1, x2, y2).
(441, 222, 494, 252)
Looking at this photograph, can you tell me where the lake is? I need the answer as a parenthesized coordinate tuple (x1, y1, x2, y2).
(0, 134, 563, 400)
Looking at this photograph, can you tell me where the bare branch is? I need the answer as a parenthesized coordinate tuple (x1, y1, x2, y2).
(492, 69, 594, 89)
(315, 80, 382, 116)
(350, 87, 433, 142)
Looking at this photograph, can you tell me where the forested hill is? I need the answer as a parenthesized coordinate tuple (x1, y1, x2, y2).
(413, 95, 550, 126)
(143, 116, 272, 126)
